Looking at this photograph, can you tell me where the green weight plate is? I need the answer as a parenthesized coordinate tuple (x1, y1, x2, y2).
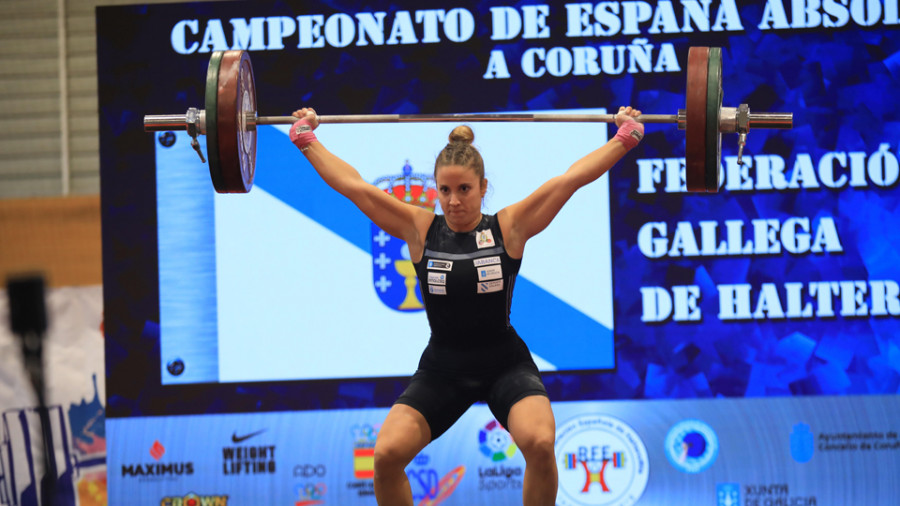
(205, 51, 224, 192)
(685, 47, 709, 193)
(705, 47, 723, 193)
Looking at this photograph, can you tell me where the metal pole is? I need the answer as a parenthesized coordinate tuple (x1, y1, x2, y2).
(257, 113, 681, 125)
(144, 111, 793, 131)
(747, 113, 794, 130)
(144, 115, 193, 131)
(58, 0, 70, 196)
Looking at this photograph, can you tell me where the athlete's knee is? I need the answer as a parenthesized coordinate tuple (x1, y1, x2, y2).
(374, 440, 415, 474)
(516, 429, 556, 464)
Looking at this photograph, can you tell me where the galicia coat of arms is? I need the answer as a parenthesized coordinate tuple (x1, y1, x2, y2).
(370, 161, 438, 312)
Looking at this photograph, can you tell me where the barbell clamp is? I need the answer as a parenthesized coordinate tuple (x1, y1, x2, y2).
(735, 103, 750, 166)
(185, 107, 207, 163)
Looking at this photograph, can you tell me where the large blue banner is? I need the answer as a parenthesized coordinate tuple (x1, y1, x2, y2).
(107, 397, 900, 505)
(96, 0, 900, 503)
(607, 23, 900, 400)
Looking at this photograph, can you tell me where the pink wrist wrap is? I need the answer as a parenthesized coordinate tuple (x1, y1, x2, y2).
(290, 119, 317, 151)
(613, 119, 644, 151)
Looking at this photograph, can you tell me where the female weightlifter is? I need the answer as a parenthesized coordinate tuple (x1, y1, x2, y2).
(289, 106, 644, 506)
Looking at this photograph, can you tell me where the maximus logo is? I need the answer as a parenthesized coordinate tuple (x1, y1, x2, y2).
(122, 440, 194, 479)
(121, 462, 195, 478)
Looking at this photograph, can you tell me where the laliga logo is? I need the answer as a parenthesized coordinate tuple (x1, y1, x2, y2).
(479, 420, 518, 462)
(371, 161, 438, 312)
(554, 414, 648, 506)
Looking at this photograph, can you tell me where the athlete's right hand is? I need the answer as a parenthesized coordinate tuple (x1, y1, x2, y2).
(291, 107, 319, 130)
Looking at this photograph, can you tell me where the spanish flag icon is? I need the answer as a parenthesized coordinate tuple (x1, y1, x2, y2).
(353, 447, 375, 479)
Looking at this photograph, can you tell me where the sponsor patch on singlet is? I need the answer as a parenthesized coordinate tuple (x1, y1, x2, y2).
(428, 285, 447, 295)
(427, 272, 447, 285)
(476, 229, 495, 249)
(477, 279, 503, 294)
(477, 264, 503, 281)
(473, 256, 500, 267)
(427, 259, 453, 271)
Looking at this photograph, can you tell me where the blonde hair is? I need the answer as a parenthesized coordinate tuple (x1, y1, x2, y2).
(434, 125, 485, 181)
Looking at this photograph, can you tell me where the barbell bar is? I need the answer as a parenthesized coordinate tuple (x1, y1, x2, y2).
(144, 48, 793, 194)
(142, 111, 793, 129)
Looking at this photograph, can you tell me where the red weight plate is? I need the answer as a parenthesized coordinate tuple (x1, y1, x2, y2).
(685, 47, 709, 193)
(215, 50, 257, 193)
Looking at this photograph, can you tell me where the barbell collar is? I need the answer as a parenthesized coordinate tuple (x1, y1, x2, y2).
(719, 107, 738, 134)
(144, 114, 195, 132)
(675, 109, 792, 132)
(747, 112, 793, 130)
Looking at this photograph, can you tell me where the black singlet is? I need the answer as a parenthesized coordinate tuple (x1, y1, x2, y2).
(398, 214, 547, 438)
(412, 214, 533, 374)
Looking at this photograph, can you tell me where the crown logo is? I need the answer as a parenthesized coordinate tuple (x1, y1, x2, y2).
(374, 160, 438, 212)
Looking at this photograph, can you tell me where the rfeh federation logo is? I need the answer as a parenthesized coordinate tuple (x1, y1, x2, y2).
(370, 161, 438, 311)
(555, 414, 648, 506)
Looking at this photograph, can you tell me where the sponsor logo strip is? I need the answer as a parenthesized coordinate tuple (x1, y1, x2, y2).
(473, 256, 501, 267)
(427, 272, 447, 285)
(478, 265, 503, 281)
(427, 259, 453, 271)
(476, 229, 496, 249)
(478, 280, 503, 294)
(429, 285, 447, 295)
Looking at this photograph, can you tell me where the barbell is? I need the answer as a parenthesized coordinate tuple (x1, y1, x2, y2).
(143, 47, 793, 194)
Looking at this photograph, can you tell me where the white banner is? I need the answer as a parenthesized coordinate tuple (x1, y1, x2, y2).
(0, 285, 106, 506)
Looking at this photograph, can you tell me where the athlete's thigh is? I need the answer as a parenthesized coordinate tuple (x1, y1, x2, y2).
(396, 369, 480, 440)
(506, 394, 556, 447)
(375, 403, 432, 462)
(486, 361, 549, 429)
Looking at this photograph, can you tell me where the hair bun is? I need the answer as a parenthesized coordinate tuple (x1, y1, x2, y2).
(448, 125, 474, 145)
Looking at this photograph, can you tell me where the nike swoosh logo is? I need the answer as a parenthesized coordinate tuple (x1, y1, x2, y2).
(231, 429, 267, 444)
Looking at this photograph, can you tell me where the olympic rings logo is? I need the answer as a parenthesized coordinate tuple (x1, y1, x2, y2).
(351, 423, 380, 444)
(294, 482, 327, 500)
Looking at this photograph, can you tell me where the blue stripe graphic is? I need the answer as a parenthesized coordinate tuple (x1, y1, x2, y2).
(256, 127, 614, 371)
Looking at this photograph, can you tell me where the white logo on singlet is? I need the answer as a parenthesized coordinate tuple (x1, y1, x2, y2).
(477, 279, 503, 294)
(473, 256, 500, 267)
(476, 229, 495, 249)
(477, 265, 503, 281)
(427, 259, 453, 271)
